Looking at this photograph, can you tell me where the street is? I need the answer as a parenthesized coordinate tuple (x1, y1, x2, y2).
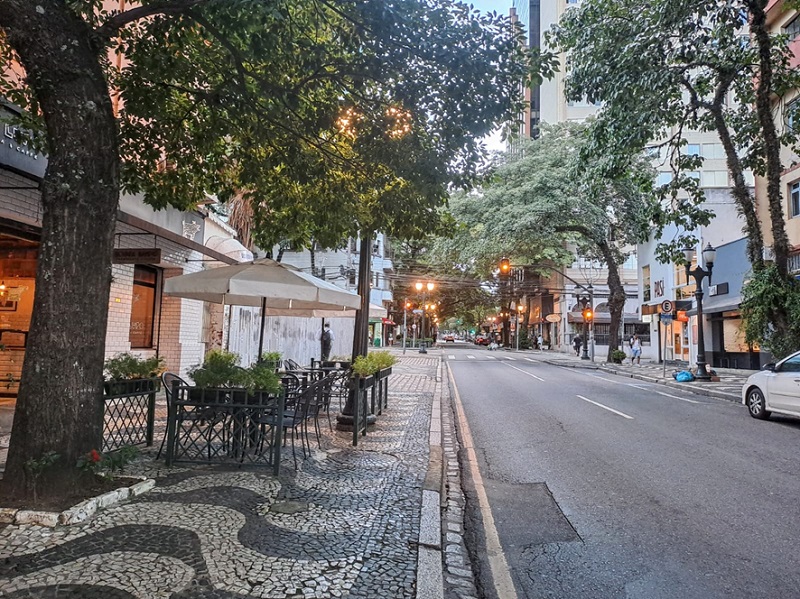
(446, 344, 800, 599)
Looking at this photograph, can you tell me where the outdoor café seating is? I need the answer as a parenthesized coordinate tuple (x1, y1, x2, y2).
(160, 364, 350, 473)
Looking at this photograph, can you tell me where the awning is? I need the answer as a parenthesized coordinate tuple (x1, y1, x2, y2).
(205, 235, 254, 263)
(687, 295, 742, 316)
(382, 317, 396, 325)
(367, 303, 387, 322)
(568, 312, 642, 324)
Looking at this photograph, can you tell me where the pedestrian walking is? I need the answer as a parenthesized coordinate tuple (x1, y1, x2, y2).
(573, 334, 582, 356)
(537, 334, 544, 350)
(318, 323, 334, 361)
(630, 333, 642, 365)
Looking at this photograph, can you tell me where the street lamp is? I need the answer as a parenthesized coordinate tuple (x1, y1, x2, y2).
(682, 243, 716, 380)
(415, 281, 435, 353)
(515, 303, 524, 351)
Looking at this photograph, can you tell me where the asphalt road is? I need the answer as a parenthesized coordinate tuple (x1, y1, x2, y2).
(446, 344, 800, 599)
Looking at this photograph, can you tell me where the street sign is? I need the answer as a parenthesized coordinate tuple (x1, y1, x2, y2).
(411, 323, 417, 329)
(660, 299, 674, 313)
(545, 314, 561, 323)
(660, 313, 673, 322)
(412, 309, 423, 314)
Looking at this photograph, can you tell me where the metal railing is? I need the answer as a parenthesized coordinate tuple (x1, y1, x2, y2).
(165, 384, 284, 474)
(103, 378, 157, 452)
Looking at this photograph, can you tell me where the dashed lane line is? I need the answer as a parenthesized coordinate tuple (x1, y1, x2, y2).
(576, 394, 634, 419)
(503, 363, 545, 381)
(505, 356, 516, 361)
(467, 355, 476, 360)
(524, 358, 536, 362)
(486, 356, 497, 360)
(448, 355, 456, 360)
(655, 390, 701, 404)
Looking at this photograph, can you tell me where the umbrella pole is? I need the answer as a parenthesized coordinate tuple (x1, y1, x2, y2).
(257, 297, 266, 361)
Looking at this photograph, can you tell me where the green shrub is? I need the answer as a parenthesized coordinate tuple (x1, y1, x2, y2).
(370, 351, 397, 370)
(352, 355, 377, 377)
(188, 349, 245, 388)
(104, 353, 166, 381)
(610, 349, 627, 364)
(245, 361, 282, 394)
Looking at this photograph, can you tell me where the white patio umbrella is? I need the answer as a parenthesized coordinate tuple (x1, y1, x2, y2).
(163, 258, 362, 357)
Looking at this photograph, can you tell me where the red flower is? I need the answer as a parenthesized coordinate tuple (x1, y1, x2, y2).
(89, 449, 102, 463)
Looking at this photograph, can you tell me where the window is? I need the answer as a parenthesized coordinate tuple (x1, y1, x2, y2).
(702, 143, 725, 160)
(786, 99, 799, 134)
(656, 172, 673, 186)
(129, 265, 158, 348)
(701, 170, 729, 188)
(784, 15, 800, 40)
(791, 181, 800, 218)
(642, 265, 651, 302)
(779, 354, 800, 372)
(686, 144, 701, 157)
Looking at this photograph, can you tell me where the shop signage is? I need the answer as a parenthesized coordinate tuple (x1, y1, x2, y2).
(545, 313, 561, 323)
(0, 107, 46, 178)
(653, 279, 665, 297)
(708, 282, 729, 297)
(112, 248, 162, 264)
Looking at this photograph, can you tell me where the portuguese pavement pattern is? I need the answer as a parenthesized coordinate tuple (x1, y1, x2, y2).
(0, 355, 440, 599)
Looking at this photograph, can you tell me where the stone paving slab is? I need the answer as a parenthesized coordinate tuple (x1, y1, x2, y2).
(0, 355, 445, 599)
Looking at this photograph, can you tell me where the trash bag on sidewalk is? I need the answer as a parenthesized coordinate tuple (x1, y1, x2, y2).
(672, 370, 695, 382)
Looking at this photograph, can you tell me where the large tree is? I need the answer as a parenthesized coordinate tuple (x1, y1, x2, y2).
(0, 0, 541, 498)
(551, 0, 800, 356)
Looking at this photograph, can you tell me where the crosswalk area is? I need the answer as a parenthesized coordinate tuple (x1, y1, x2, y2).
(449, 353, 537, 362)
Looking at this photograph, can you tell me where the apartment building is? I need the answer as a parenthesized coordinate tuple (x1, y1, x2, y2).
(511, 0, 753, 365)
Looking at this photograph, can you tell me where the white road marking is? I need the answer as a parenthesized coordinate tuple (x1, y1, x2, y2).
(655, 391, 700, 404)
(503, 363, 545, 381)
(505, 356, 516, 361)
(448, 364, 518, 598)
(467, 355, 476, 360)
(524, 358, 536, 362)
(627, 383, 650, 390)
(486, 355, 497, 360)
(448, 355, 456, 360)
(576, 394, 634, 419)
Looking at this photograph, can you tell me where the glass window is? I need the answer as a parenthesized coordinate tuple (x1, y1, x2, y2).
(784, 15, 800, 40)
(129, 265, 158, 348)
(686, 144, 701, 157)
(701, 171, 729, 187)
(702, 143, 725, 160)
(785, 98, 799, 133)
(779, 354, 800, 372)
(656, 172, 672, 186)
(791, 181, 800, 218)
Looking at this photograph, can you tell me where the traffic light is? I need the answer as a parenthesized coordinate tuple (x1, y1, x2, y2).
(499, 257, 511, 275)
(582, 307, 594, 323)
(405, 301, 412, 309)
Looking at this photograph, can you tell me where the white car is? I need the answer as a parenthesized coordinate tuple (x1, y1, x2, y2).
(742, 350, 800, 420)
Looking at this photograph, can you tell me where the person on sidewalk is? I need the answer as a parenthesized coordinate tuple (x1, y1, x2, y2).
(630, 334, 642, 365)
(317, 323, 334, 361)
(573, 334, 582, 356)
(537, 334, 544, 350)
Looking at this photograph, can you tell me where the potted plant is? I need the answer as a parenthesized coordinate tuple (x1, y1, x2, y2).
(351, 354, 378, 390)
(244, 360, 282, 395)
(104, 353, 165, 394)
(610, 349, 627, 364)
(370, 351, 397, 377)
(260, 351, 282, 372)
(187, 349, 248, 401)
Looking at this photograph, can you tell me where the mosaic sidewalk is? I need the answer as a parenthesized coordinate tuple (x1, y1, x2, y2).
(0, 355, 442, 599)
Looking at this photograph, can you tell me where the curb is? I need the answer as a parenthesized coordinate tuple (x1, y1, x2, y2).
(416, 356, 444, 599)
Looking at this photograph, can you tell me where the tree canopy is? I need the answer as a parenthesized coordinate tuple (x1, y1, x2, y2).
(550, 0, 800, 357)
(0, 0, 546, 498)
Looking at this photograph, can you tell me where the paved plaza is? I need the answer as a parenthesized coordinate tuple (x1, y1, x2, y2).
(0, 352, 474, 599)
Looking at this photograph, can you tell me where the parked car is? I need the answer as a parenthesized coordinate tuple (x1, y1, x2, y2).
(742, 350, 800, 420)
(444, 334, 455, 342)
(474, 336, 490, 346)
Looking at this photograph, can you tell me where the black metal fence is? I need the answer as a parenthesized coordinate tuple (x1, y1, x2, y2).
(351, 375, 373, 446)
(165, 384, 284, 474)
(102, 378, 157, 452)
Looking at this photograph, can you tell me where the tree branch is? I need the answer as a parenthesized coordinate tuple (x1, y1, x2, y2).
(94, 0, 209, 43)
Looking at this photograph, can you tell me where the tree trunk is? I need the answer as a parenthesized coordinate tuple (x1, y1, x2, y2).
(711, 106, 764, 270)
(750, 1, 790, 276)
(596, 242, 625, 363)
(0, 1, 119, 498)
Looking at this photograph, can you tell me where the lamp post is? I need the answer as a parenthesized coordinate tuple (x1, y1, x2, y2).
(682, 243, 716, 380)
(415, 281, 435, 353)
(402, 299, 411, 354)
(515, 303, 524, 351)
(577, 295, 591, 360)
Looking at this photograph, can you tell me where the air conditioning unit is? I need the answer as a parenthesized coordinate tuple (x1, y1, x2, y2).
(763, 246, 775, 262)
